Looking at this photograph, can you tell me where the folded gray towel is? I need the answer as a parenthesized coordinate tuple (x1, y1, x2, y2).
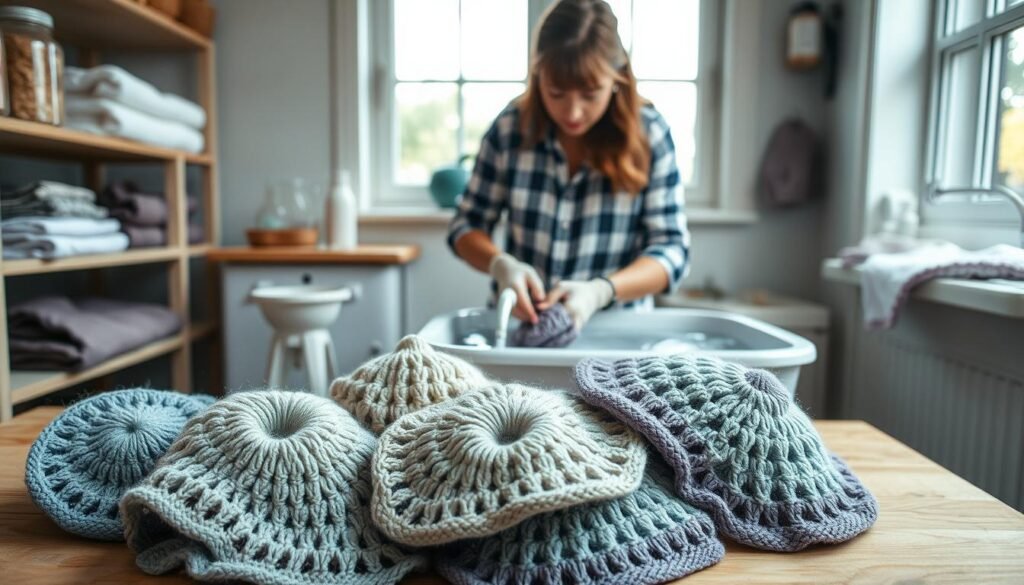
(1, 181, 109, 219)
(101, 182, 198, 227)
(8, 297, 182, 371)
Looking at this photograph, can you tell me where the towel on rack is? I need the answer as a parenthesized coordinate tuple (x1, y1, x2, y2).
(101, 182, 198, 227)
(65, 97, 205, 154)
(2, 232, 129, 259)
(65, 65, 207, 129)
(1, 181, 108, 219)
(859, 243, 1024, 329)
(7, 296, 182, 370)
(1, 217, 121, 237)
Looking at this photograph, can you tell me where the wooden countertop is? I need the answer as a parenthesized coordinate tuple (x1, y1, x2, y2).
(2, 409, 1023, 583)
(207, 245, 420, 265)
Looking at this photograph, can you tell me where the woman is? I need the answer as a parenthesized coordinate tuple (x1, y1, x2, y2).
(447, 0, 690, 331)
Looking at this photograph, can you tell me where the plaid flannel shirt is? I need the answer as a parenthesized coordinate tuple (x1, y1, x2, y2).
(447, 103, 690, 308)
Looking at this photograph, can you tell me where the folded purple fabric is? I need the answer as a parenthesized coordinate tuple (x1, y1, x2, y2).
(122, 224, 203, 248)
(101, 182, 199, 227)
(511, 303, 577, 348)
(8, 296, 182, 370)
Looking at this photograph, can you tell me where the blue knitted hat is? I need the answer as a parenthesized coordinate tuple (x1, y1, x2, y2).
(24, 388, 214, 540)
(511, 303, 577, 348)
(575, 355, 878, 552)
(435, 461, 724, 585)
(120, 390, 428, 585)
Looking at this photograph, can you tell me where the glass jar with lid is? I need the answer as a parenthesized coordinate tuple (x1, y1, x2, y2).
(0, 6, 64, 125)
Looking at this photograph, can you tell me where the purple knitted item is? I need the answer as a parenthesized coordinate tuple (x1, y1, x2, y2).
(574, 355, 878, 552)
(511, 303, 577, 348)
(434, 462, 724, 585)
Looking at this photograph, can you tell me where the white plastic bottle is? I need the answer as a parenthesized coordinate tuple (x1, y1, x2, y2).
(326, 170, 358, 250)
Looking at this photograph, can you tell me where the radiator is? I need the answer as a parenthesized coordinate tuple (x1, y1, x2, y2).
(836, 293, 1024, 511)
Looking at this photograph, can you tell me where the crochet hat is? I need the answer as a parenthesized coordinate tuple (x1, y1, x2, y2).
(575, 355, 878, 551)
(120, 390, 428, 585)
(330, 334, 489, 434)
(511, 303, 577, 348)
(25, 388, 214, 540)
(435, 462, 724, 585)
(371, 382, 648, 546)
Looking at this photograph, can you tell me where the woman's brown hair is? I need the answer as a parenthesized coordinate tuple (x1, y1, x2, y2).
(519, 0, 650, 193)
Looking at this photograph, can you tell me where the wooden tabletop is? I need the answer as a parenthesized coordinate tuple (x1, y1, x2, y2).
(2, 408, 1023, 584)
(207, 245, 421, 265)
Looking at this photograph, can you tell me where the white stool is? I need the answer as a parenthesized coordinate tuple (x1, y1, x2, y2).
(247, 284, 356, 396)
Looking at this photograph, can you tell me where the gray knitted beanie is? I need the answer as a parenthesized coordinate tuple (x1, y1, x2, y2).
(330, 334, 489, 434)
(575, 355, 878, 552)
(120, 390, 428, 585)
(371, 382, 648, 546)
(435, 461, 724, 585)
(24, 388, 213, 541)
(511, 303, 577, 348)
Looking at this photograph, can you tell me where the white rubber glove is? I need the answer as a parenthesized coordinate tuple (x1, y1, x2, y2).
(537, 278, 614, 331)
(489, 252, 545, 324)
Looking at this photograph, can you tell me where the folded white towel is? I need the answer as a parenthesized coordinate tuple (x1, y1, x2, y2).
(859, 243, 1024, 329)
(2, 232, 130, 259)
(65, 65, 206, 129)
(65, 96, 205, 154)
(2, 217, 121, 237)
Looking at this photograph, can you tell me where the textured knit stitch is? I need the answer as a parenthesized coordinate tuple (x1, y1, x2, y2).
(510, 303, 578, 348)
(371, 382, 648, 546)
(574, 355, 879, 552)
(24, 388, 213, 541)
(120, 390, 428, 585)
(435, 462, 724, 585)
(330, 334, 490, 434)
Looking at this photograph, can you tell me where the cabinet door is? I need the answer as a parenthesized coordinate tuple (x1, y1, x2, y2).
(221, 264, 404, 391)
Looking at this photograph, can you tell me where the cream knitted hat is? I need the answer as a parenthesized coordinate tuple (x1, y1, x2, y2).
(330, 334, 489, 434)
(371, 382, 648, 546)
(435, 462, 724, 585)
(120, 390, 428, 585)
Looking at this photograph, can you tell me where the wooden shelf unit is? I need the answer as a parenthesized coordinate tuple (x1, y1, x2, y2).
(0, 0, 221, 421)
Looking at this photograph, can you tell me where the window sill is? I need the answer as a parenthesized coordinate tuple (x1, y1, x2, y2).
(821, 258, 1024, 319)
(358, 207, 759, 226)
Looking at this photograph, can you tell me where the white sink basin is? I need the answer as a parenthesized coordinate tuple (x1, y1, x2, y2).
(418, 308, 817, 397)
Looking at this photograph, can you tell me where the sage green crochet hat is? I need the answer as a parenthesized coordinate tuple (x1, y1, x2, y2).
(371, 382, 648, 546)
(120, 390, 428, 585)
(435, 462, 724, 585)
(575, 355, 878, 552)
(330, 334, 489, 434)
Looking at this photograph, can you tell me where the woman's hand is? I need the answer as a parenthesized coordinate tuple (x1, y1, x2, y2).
(537, 278, 614, 331)
(489, 252, 545, 324)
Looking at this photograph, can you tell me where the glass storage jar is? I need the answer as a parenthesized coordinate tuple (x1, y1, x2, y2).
(0, 6, 63, 125)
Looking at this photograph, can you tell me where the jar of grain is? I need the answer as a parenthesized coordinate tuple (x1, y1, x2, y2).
(0, 7, 63, 125)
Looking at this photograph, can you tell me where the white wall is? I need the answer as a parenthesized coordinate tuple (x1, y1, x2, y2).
(212, 0, 833, 332)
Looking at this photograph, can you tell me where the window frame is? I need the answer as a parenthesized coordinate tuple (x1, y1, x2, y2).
(923, 0, 1024, 226)
(367, 0, 724, 209)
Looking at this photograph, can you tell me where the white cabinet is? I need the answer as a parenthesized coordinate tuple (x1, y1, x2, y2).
(220, 259, 411, 392)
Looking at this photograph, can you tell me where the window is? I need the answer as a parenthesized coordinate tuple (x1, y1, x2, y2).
(370, 0, 721, 208)
(925, 0, 1024, 223)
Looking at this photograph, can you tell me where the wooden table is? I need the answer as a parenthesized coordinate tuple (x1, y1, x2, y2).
(2, 408, 1023, 584)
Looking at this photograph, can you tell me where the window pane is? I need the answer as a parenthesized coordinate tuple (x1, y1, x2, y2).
(395, 0, 459, 80)
(463, 82, 525, 155)
(637, 81, 697, 184)
(939, 46, 981, 186)
(462, 0, 527, 80)
(946, 0, 986, 35)
(396, 83, 458, 185)
(996, 26, 1024, 193)
(632, 0, 699, 80)
(604, 0, 633, 53)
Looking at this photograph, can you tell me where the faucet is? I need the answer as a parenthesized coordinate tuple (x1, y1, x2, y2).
(494, 288, 518, 349)
(927, 184, 1024, 247)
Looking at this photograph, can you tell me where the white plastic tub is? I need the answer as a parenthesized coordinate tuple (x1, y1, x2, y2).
(417, 308, 817, 397)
